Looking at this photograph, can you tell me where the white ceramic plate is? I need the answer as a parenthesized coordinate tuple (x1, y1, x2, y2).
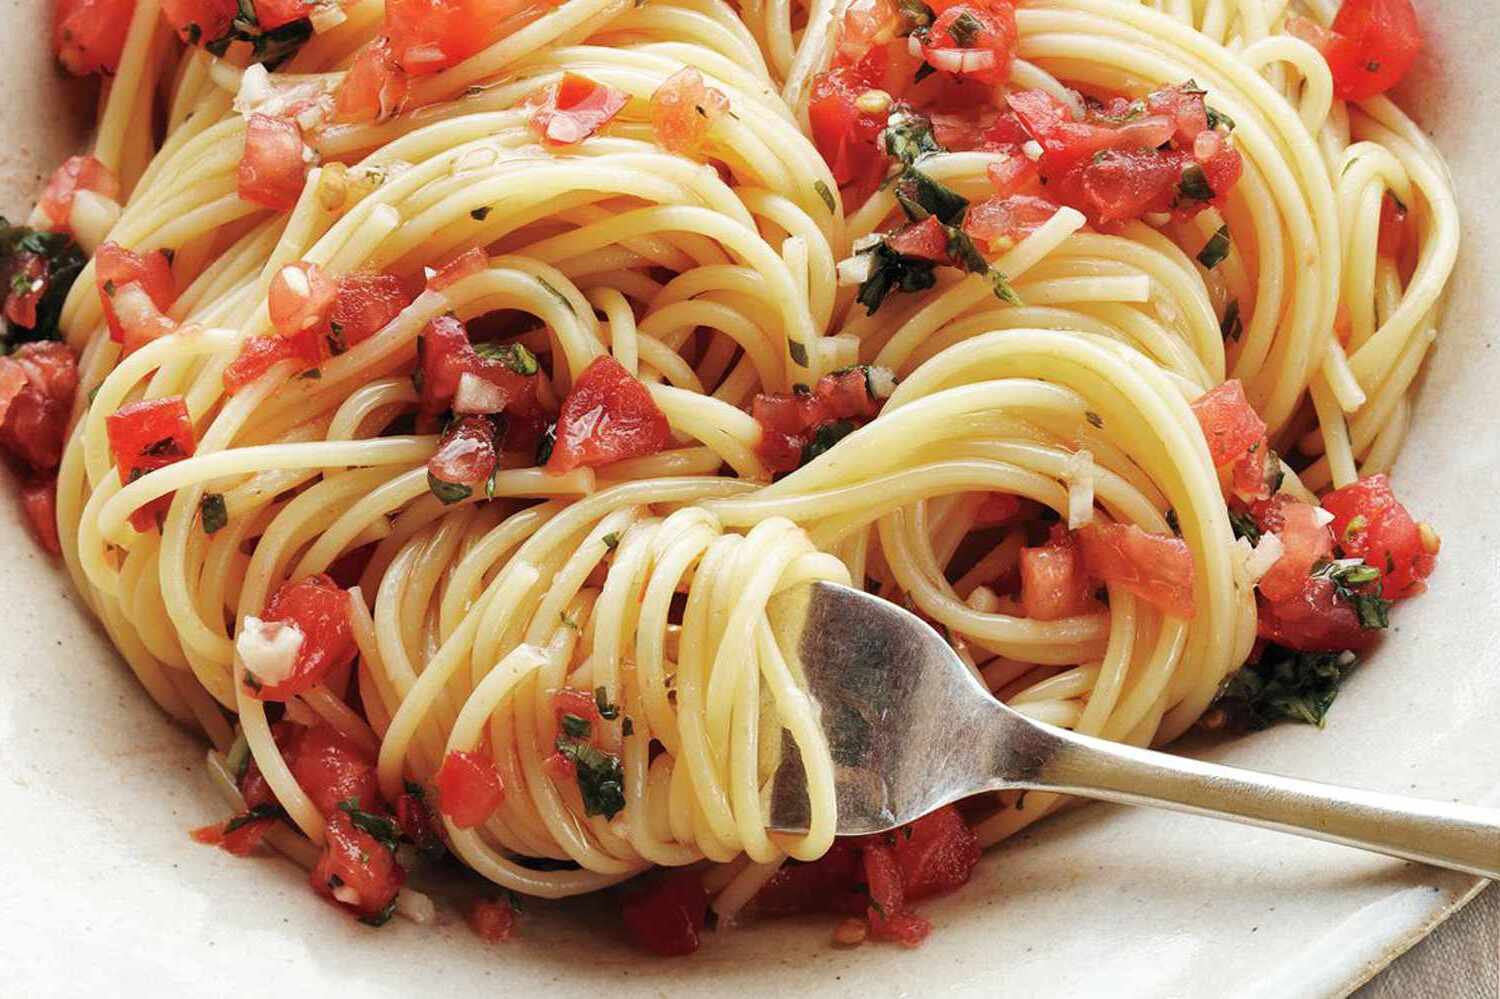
(1, 2, 1494, 995)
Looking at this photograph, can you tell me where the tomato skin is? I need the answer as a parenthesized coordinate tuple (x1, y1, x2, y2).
(650, 68, 730, 156)
(1076, 522, 1197, 618)
(191, 816, 274, 856)
(238, 115, 308, 212)
(310, 810, 405, 920)
(1020, 531, 1098, 621)
(54, 0, 135, 75)
(527, 73, 630, 146)
(428, 247, 488, 291)
(248, 574, 358, 700)
(546, 355, 671, 474)
(105, 395, 196, 532)
(20, 476, 62, 554)
(467, 898, 518, 942)
(161, 0, 237, 45)
(268, 262, 338, 339)
(621, 871, 709, 957)
(0, 342, 79, 473)
(963, 193, 1058, 250)
(280, 722, 382, 816)
(428, 416, 498, 500)
(38, 155, 120, 231)
(1295, 0, 1422, 101)
(222, 331, 322, 393)
(330, 271, 413, 346)
(1191, 380, 1266, 467)
(436, 750, 506, 829)
(95, 242, 176, 345)
(1321, 474, 1433, 599)
(334, 37, 410, 123)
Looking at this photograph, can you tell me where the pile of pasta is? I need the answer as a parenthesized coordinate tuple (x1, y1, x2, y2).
(21, 0, 1454, 943)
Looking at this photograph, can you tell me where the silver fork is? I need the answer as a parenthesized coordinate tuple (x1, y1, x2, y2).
(765, 581, 1500, 878)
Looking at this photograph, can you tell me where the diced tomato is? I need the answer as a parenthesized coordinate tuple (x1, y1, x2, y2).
(415, 313, 540, 428)
(239, 756, 277, 810)
(385, 0, 546, 75)
(862, 843, 929, 946)
(750, 367, 881, 474)
(751, 842, 865, 916)
(253, 0, 308, 30)
(4, 254, 49, 330)
(191, 815, 275, 856)
(95, 242, 176, 347)
(1256, 499, 1334, 603)
(330, 271, 412, 347)
(889, 805, 981, 900)
(19, 477, 61, 554)
(247, 574, 358, 700)
(650, 67, 730, 156)
(161, 0, 236, 45)
(238, 115, 308, 212)
(836, 0, 900, 63)
(395, 788, 444, 856)
(1191, 380, 1266, 467)
(1321, 474, 1433, 599)
(222, 332, 322, 393)
(917, 0, 1018, 85)
(311, 810, 405, 920)
(54, 0, 135, 75)
(38, 156, 120, 231)
(527, 73, 629, 146)
(545, 355, 671, 474)
(1145, 83, 1211, 146)
(1291, 0, 1422, 101)
(268, 262, 338, 338)
(1378, 193, 1408, 258)
(1076, 148, 1183, 225)
(816, 367, 881, 421)
(427, 416, 498, 503)
(0, 342, 78, 473)
(1257, 576, 1372, 653)
(334, 37, 410, 123)
(553, 686, 602, 724)
(1020, 530, 1098, 620)
(467, 898, 518, 942)
(886, 216, 951, 262)
(963, 193, 1058, 251)
(1077, 522, 1197, 618)
(278, 722, 382, 817)
(105, 395, 195, 532)
(436, 749, 506, 829)
(428, 247, 488, 291)
(621, 871, 709, 957)
(808, 50, 892, 192)
(974, 492, 1035, 527)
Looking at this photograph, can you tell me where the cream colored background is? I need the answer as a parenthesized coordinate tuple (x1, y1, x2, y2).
(0, 0, 1494, 994)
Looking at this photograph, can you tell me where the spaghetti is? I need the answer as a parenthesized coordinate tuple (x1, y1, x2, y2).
(0, 0, 1453, 952)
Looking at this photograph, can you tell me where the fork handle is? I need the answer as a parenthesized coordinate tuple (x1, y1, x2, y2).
(1019, 721, 1500, 879)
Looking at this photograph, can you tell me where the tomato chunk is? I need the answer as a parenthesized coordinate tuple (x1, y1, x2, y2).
(415, 313, 542, 431)
(1077, 521, 1197, 618)
(886, 216, 950, 262)
(1255, 498, 1334, 604)
(277, 722, 383, 817)
(385, 0, 547, 75)
(1257, 576, 1372, 653)
(311, 810, 405, 921)
(0, 342, 79, 473)
(545, 355, 671, 474)
(917, 0, 1018, 85)
(1321, 474, 1433, 599)
(222, 331, 322, 393)
(808, 47, 894, 193)
(191, 814, 275, 856)
(253, 0, 308, 30)
(621, 871, 709, 957)
(105, 395, 195, 532)
(427, 247, 487, 291)
(1191, 380, 1266, 467)
(245, 574, 358, 700)
(436, 750, 506, 829)
(467, 898, 518, 942)
(161, 0, 236, 46)
(269, 262, 338, 338)
(890, 805, 981, 901)
(95, 241, 176, 348)
(20, 477, 62, 555)
(427, 415, 498, 504)
(54, 0, 135, 75)
(650, 67, 730, 156)
(527, 73, 629, 146)
(335, 37, 410, 123)
(1020, 529, 1098, 620)
(963, 193, 1058, 251)
(1292, 0, 1422, 101)
(330, 270, 413, 347)
(38, 156, 120, 231)
(751, 366, 884, 473)
(238, 115, 308, 212)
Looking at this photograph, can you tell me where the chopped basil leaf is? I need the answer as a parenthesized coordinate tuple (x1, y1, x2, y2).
(881, 107, 943, 167)
(897, 0, 934, 31)
(856, 241, 938, 314)
(206, 0, 310, 67)
(594, 686, 620, 720)
(559, 609, 579, 629)
(622, 716, 634, 736)
(1206, 104, 1236, 132)
(473, 339, 539, 375)
(1085, 411, 1103, 429)
(535, 423, 557, 465)
(1165, 508, 1180, 535)
(553, 737, 626, 818)
(1228, 509, 1260, 545)
(1196, 224, 1231, 269)
(470, 206, 492, 221)
(1312, 558, 1392, 630)
(338, 798, 401, 851)
(1216, 645, 1356, 729)
(1220, 299, 1243, 341)
(894, 168, 968, 225)
(602, 531, 620, 551)
(536, 276, 575, 314)
(947, 9, 982, 46)
(327, 320, 347, 355)
(913, 61, 936, 83)
(813, 180, 837, 214)
(560, 712, 591, 739)
(0, 218, 86, 350)
(427, 472, 473, 505)
(359, 897, 398, 927)
(224, 802, 283, 833)
(788, 339, 809, 366)
(1178, 163, 1215, 203)
(802, 419, 855, 464)
(200, 493, 228, 535)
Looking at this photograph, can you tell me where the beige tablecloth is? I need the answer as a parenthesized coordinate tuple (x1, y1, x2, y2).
(1356, 885, 1498, 998)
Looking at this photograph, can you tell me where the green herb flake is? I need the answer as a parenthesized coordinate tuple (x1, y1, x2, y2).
(200, 493, 228, 535)
(1178, 163, 1215, 203)
(813, 180, 837, 214)
(788, 339, 810, 367)
(427, 472, 473, 505)
(224, 802, 283, 833)
(1228, 509, 1260, 545)
(553, 737, 626, 818)
(338, 798, 402, 851)
(1085, 411, 1103, 429)
(1312, 558, 1392, 630)
(947, 9, 982, 46)
(594, 686, 620, 720)
(537, 276, 574, 315)
(473, 340, 539, 375)
(1196, 224, 1231, 269)
(1215, 645, 1357, 729)
(535, 423, 557, 465)
(602, 531, 621, 551)
(1220, 299, 1243, 342)
(801, 419, 855, 465)
(470, 206, 492, 221)
(560, 712, 591, 739)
